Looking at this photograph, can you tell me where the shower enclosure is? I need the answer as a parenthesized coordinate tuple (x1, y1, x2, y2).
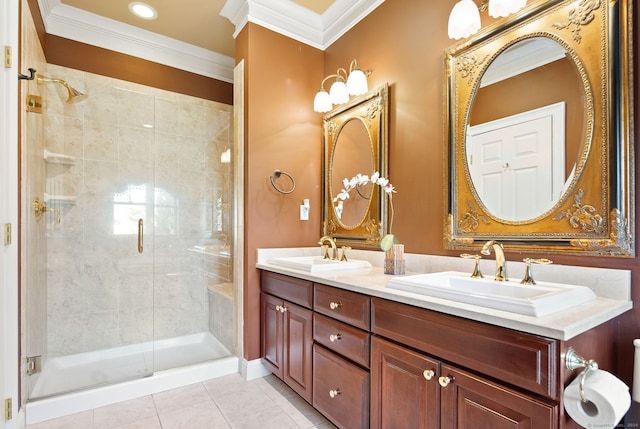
(23, 65, 238, 401)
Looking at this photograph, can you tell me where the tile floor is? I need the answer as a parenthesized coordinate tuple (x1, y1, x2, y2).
(26, 373, 337, 429)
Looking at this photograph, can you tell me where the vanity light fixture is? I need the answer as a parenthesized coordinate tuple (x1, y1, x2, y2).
(313, 59, 370, 113)
(128, 2, 158, 20)
(448, 0, 527, 39)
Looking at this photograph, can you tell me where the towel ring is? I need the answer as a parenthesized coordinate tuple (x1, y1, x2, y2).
(270, 169, 295, 194)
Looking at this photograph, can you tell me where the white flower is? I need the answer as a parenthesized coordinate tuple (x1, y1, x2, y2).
(336, 190, 350, 201)
(333, 171, 395, 200)
(332, 171, 398, 251)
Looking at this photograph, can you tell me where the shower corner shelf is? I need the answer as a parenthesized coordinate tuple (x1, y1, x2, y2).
(44, 149, 76, 165)
(44, 193, 76, 205)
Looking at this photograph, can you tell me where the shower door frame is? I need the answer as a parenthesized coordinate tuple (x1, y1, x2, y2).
(2, 0, 20, 425)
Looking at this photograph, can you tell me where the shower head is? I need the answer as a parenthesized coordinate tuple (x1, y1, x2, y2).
(36, 74, 88, 104)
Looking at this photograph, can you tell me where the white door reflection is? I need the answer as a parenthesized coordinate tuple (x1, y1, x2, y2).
(467, 102, 566, 221)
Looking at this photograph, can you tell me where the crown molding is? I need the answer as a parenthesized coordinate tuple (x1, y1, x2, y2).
(36, 0, 383, 82)
(220, 0, 384, 50)
(37, 0, 235, 83)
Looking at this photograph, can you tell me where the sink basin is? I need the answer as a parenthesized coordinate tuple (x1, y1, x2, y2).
(386, 271, 597, 317)
(268, 256, 372, 273)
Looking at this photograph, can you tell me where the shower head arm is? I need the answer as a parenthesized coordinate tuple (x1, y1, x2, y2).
(35, 74, 87, 103)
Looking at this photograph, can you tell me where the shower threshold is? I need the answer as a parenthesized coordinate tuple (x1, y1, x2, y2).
(29, 332, 232, 400)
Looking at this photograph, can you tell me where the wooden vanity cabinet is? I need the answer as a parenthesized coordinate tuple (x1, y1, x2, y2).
(260, 272, 313, 403)
(260, 270, 613, 429)
(371, 298, 559, 429)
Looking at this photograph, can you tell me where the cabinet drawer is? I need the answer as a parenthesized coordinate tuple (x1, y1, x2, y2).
(261, 271, 313, 309)
(313, 344, 370, 429)
(314, 313, 370, 368)
(372, 298, 558, 399)
(314, 284, 370, 330)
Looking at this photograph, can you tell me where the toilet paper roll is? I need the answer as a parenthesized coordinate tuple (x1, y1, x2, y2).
(564, 368, 631, 429)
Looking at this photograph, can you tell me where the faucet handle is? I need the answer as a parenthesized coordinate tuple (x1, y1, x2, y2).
(521, 258, 553, 285)
(321, 244, 331, 260)
(340, 246, 351, 261)
(460, 253, 483, 278)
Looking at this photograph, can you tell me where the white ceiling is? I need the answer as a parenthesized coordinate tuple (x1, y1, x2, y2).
(36, 0, 384, 83)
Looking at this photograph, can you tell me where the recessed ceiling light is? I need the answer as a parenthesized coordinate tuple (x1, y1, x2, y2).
(128, 2, 158, 20)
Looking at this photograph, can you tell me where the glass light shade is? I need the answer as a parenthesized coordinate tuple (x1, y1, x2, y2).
(488, 0, 527, 18)
(346, 69, 368, 96)
(329, 80, 349, 105)
(448, 0, 481, 40)
(314, 89, 332, 113)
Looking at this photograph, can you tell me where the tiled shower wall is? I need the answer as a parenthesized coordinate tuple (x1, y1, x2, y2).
(41, 64, 234, 357)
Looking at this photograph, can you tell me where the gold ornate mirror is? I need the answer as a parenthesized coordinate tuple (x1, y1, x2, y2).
(444, 0, 634, 256)
(323, 84, 389, 248)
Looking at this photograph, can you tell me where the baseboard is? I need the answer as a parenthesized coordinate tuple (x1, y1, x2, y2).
(241, 358, 271, 381)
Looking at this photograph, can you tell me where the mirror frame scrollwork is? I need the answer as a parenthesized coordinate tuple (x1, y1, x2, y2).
(322, 84, 389, 249)
(444, 0, 634, 256)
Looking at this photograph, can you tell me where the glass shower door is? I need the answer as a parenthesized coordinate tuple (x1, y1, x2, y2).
(25, 73, 157, 399)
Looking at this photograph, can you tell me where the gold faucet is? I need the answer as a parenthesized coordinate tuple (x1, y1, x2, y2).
(318, 235, 338, 260)
(480, 240, 508, 281)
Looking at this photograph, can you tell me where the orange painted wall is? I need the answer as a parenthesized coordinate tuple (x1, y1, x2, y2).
(237, 23, 324, 360)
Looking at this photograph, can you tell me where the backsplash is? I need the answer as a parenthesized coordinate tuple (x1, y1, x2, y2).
(256, 247, 631, 301)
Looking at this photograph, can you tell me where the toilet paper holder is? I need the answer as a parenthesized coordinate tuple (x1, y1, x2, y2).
(565, 347, 599, 402)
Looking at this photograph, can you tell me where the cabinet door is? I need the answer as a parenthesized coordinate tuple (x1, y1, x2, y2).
(261, 293, 283, 378)
(440, 364, 557, 429)
(283, 301, 313, 403)
(371, 337, 440, 429)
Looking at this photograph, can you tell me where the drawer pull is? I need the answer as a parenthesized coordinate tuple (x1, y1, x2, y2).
(329, 389, 341, 398)
(329, 301, 342, 310)
(438, 375, 454, 387)
(329, 334, 342, 342)
(423, 369, 435, 380)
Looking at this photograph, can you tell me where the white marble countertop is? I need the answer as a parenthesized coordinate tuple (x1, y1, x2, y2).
(256, 248, 632, 341)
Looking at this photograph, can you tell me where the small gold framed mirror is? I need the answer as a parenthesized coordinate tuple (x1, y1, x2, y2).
(322, 84, 389, 249)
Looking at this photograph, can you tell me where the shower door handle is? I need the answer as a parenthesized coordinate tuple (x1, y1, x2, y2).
(137, 219, 143, 254)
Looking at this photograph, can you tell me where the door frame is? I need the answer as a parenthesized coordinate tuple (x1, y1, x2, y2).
(1, 0, 21, 427)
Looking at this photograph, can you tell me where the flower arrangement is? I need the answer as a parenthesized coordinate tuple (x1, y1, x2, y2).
(334, 172, 398, 251)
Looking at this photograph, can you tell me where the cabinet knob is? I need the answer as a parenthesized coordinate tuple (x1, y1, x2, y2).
(329, 389, 341, 398)
(438, 375, 454, 387)
(423, 369, 435, 380)
(329, 301, 342, 310)
(280, 306, 288, 313)
(275, 305, 281, 312)
(329, 334, 342, 342)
